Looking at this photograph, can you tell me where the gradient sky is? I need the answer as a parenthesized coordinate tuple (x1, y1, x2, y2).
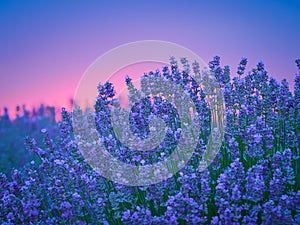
(1, 0, 300, 117)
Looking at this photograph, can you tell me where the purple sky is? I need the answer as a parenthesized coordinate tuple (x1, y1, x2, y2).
(1, 0, 300, 117)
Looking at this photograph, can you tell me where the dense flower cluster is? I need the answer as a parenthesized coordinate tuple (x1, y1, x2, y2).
(0, 57, 300, 224)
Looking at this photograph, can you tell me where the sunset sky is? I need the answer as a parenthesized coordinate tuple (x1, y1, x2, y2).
(1, 0, 300, 118)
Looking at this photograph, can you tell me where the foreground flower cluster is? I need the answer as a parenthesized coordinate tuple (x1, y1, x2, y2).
(0, 57, 300, 224)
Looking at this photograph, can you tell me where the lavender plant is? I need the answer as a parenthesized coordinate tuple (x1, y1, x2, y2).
(0, 56, 299, 224)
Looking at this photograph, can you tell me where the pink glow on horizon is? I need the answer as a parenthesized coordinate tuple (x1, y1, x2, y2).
(0, 61, 168, 121)
(0, 71, 78, 121)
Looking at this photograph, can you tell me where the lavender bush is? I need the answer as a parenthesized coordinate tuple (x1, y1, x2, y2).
(0, 56, 299, 224)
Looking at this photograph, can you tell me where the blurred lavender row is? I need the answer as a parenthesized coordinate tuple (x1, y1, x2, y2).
(0, 104, 58, 176)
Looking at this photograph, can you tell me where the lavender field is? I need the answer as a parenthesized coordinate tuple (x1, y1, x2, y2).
(1, 57, 300, 224)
